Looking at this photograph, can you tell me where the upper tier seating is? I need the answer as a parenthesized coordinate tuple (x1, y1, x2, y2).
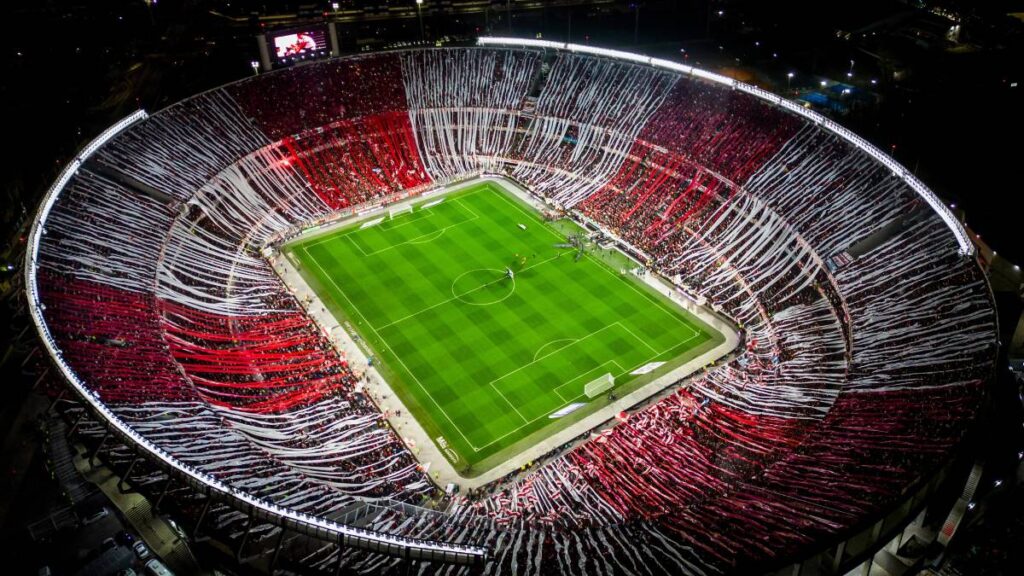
(32, 46, 996, 575)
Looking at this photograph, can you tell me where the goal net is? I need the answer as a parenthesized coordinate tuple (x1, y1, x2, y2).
(583, 373, 615, 398)
(389, 205, 413, 219)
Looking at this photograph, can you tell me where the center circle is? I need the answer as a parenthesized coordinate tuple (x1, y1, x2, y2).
(451, 268, 515, 306)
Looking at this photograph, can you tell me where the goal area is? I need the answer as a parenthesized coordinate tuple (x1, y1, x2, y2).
(584, 373, 615, 398)
(389, 204, 413, 219)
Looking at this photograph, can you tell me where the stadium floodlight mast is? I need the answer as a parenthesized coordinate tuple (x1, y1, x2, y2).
(416, 0, 425, 42)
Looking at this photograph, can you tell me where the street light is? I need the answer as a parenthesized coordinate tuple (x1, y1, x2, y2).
(787, 71, 794, 90)
(416, 0, 425, 42)
(250, 60, 260, 75)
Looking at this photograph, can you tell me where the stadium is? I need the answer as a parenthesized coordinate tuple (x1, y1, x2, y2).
(25, 37, 999, 575)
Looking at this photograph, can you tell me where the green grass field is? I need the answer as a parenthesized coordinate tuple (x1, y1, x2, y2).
(287, 181, 723, 475)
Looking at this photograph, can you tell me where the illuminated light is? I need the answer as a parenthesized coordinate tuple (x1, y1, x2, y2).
(820, 80, 827, 87)
(967, 502, 976, 510)
(272, 29, 325, 61)
(478, 37, 975, 255)
(787, 72, 794, 78)
(994, 480, 1003, 487)
(27, 106, 490, 561)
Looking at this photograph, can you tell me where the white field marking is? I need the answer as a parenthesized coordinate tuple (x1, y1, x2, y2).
(553, 359, 625, 402)
(302, 184, 708, 456)
(533, 338, 578, 362)
(481, 321, 650, 424)
(616, 322, 661, 356)
(471, 325, 702, 452)
(489, 382, 529, 424)
(300, 244, 481, 452)
(375, 251, 563, 331)
(583, 252, 701, 341)
(304, 206, 438, 251)
(468, 323, 635, 448)
(492, 186, 703, 343)
(488, 323, 624, 393)
(449, 269, 516, 306)
(344, 199, 479, 257)
(404, 228, 447, 245)
(489, 187, 567, 241)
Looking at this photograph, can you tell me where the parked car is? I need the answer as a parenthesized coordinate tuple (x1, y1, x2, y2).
(99, 537, 116, 553)
(144, 558, 174, 576)
(133, 540, 151, 560)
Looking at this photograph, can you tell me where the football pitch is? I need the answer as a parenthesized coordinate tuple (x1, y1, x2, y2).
(287, 181, 723, 474)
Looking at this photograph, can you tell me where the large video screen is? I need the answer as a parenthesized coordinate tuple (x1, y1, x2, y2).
(270, 27, 329, 65)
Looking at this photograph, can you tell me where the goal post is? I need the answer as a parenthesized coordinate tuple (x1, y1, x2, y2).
(389, 204, 413, 219)
(583, 373, 615, 398)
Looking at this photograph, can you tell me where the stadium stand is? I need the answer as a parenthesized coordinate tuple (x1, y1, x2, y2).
(27, 43, 997, 575)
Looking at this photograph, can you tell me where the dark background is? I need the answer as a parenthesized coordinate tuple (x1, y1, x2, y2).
(3, 0, 1023, 265)
(1, 1, 1021, 573)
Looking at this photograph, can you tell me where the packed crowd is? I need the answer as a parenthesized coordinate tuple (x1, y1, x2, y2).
(32, 46, 998, 575)
(403, 48, 539, 179)
(279, 111, 430, 210)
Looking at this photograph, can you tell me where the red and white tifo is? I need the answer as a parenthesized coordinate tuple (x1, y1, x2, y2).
(25, 40, 996, 575)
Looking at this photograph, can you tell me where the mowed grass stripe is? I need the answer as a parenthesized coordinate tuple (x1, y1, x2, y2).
(289, 182, 719, 470)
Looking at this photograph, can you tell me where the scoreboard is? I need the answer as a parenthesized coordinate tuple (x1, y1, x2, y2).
(257, 24, 338, 70)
